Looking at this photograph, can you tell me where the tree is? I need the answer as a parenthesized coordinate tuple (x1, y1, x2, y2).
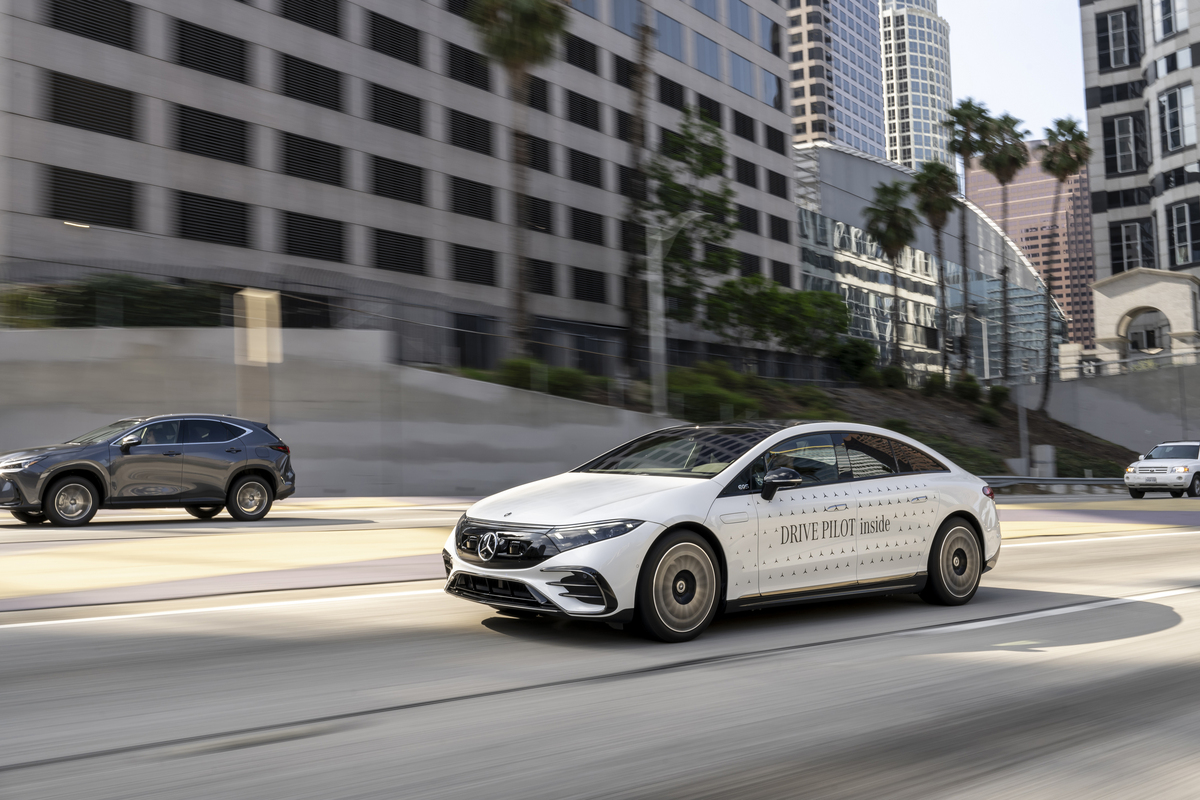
(645, 107, 737, 321)
(702, 274, 781, 372)
(912, 161, 960, 381)
(863, 181, 919, 366)
(774, 290, 850, 358)
(944, 99, 992, 377)
(980, 112, 1030, 383)
(469, 0, 568, 357)
(1036, 118, 1092, 411)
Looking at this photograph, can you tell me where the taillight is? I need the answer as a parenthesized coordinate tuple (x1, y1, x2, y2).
(269, 444, 290, 455)
(982, 485, 995, 501)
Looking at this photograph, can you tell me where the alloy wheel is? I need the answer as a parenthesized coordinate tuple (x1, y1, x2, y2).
(651, 542, 717, 634)
(54, 483, 94, 522)
(236, 482, 267, 515)
(939, 525, 981, 599)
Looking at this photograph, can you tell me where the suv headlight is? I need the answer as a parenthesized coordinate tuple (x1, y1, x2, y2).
(0, 456, 47, 473)
(548, 520, 643, 552)
(1173, 466, 1190, 473)
(1126, 467, 1136, 473)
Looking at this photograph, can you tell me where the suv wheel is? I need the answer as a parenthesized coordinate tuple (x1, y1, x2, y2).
(11, 511, 46, 525)
(1129, 488, 1145, 499)
(185, 505, 223, 520)
(227, 475, 273, 522)
(635, 530, 720, 643)
(44, 477, 99, 527)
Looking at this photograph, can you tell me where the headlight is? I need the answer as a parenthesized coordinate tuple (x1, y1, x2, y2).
(0, 456, 46, 473)
(1126, 467, 1136, 473)
(1174, 466, 1190, 473)
(548, 520, 643, 552)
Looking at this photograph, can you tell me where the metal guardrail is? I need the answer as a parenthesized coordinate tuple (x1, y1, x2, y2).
(979, 476, 1125, 488)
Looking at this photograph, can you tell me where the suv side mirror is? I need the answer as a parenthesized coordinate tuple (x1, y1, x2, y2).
(118, 434, 141, 452)
(761, 467, 803, 501)
(1138, 454, 1146, 460)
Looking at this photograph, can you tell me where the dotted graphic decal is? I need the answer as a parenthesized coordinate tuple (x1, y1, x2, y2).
(857, 480, 936, 581)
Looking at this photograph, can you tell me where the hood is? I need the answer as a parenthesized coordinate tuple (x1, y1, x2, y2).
(0, 443, 85, 463)
(467, 472, 721, 527)
(1131, 458, 1195, 468)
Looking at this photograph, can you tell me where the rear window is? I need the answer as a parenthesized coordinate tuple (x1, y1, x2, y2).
(890, 439, 948, 473)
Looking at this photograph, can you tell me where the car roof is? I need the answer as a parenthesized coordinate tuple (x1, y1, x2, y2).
(1155, 441, 1200, 446)
(129, 413, 263, 427)
(669, 420, 846, 433)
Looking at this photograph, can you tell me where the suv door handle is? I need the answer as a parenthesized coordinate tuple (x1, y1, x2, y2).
(226, 448, 242, 453)
(163, 451, 181, 457)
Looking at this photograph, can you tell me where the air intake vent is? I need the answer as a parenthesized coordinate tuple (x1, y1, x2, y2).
(50, 0, 135, 50)
(177, 191, 250, 247)
(372, 156, 424, 205)
(48, 72, 136, 140)
(281, 132, 343, 186)
(47, 166, 136, 229)
(280, 53, 342, 111)
(280, 0, 340, 37)
(369, 84, 422, 135)
(374, 229, 426, 275)
(446, 43, 490, 91)
(283, 211, 344, 262)
(368, 11, 419, 65)
(174, 20, 247, 83)
(175, 105, 249, 165)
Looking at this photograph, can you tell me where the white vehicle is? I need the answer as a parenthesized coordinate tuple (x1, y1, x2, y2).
(443, 422, 1001, 642)
(1124, 441, 1200, 498)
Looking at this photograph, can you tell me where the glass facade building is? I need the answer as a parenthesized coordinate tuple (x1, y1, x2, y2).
(880, 0, 953, 170)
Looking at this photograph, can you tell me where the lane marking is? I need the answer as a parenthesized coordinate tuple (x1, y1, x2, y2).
(1005, 529, 1200, 547)
(0, 588, 445, 630)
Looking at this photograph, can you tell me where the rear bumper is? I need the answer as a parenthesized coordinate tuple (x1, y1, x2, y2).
(276, 482, 296, 501)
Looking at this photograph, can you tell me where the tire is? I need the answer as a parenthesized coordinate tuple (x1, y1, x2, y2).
(1129, 488, 1145, 499)
(11, 511, 46, 525)
(43, 476, 99, 527)
(634, 530, 720, 643)
(226, 475, 273, 522)
(919, 517, 983, 606)
(1187, 476, 1200, 498)
(185, 505, 223, 520)
(1171, 490, 1185, 498)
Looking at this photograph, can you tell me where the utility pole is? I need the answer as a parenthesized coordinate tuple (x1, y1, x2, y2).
(647, 211, 705, 416)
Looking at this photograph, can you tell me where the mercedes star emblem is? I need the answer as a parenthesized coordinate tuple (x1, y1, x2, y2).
(478, 531, 500, 562)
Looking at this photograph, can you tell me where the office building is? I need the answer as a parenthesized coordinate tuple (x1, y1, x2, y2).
(879, 0, 953, 170)
(786, 0, 887, 158)
(967, 142, 1097, 345)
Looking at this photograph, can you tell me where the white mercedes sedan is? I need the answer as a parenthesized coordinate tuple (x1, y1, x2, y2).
(1124, 441, 1200, 498)
(443, 421, 1001, 642)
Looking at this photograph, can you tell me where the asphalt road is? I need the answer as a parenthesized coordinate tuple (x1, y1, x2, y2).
(3, 519, 1200, 798)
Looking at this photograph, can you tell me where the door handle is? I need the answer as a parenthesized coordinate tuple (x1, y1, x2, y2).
(910, 495, 928, 504)
(163, 451, 181, 457)
(825, 503, 849, 512)
(226, 448, 242, 453)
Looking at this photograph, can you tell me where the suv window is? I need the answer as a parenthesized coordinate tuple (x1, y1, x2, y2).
(183, 419, 242, 444)
(838, 432, 898, 479)
(765, 432, 844, 485)
(890, 438, 948, 473)
(134, 420, 180, 445)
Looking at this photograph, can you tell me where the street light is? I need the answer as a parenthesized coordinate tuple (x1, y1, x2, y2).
(647, 211, 705, 417)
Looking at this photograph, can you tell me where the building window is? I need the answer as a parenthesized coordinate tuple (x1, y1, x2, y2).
(614, 54, 634, 88)
(769, 214, 790, 243)
(1115, 116, 1135, 172)
(1168, 200, 1200, 266)
(696, 0, 718, 21)
(1109, 219, 1154, 272)
(369, 84, 422, 135)
(523, 196, 553, 234)
(730, 52, 755, 97)
(772, 260, 791, 287)
(1097, 8, 1140, 71)
(568, 149, 604, 188)
(448, 109, 493, 155)
(730, 0, 752, 40)
(174, 21, 248, 83)
(528, 135, 552, 173)
(619, 165, 646, 200)
(47, 165, 136, 229)
(622, 220, 647, 254)
(281, 132, 343, 186)
(573, 267, 608, 303)
(48, 72, 136, 140)
(1102, 112, 1147, 175)
(280, 53, 342, 111)
(176, 191, 250, 248)
(761, 69, 783, 111)
(574, 0, 598, 19)
(367, 11, 419, 66)
(570, 208, 605, 246)
(616, 109, 635, 141)
(175, 105, 249, 165)
(760, 14, 781, 57)
(661, 128, 686, 160)
(695, 33, 721, 80)
(449, 176, 494, 220)
(697, 94, 722, 127)
(372, 156, 424, 205)
(527, 76, 549, 112)
(1158, 85, 1195, 152)
(739, 251, 761, 277)
(49, 0, 135, 51)
(735, 158, 757, 188)
(452, 244, 496, 286)
(765, 126, 786, 154)
(737, 205, 759, 234)
(564, 34, 598, 74)
(283, 211, 344, 262)
(656, 12, 684, 61)
(658, 76, 685, 110)
(280, 0, 340, 37)
(613, 0, 639, 37)
(567, 90, 602, 130)
(373, 229, 426, 274)
(767, 170, 788, 199)
(733, 111, 756, 142)
(529, 259, 556, 295)
(1155, 0, 1187, 39)
(446, 43, 490, 91)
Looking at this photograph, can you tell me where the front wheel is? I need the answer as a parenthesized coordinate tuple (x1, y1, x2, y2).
(1129, 488, 1145, 499)
(1187, 476, 1200, 498)
(226, 475, 273, 522)
(635, 530, 720, 643)
(11, 511, 46, 525)
(185, 505, 223, 520)
(1171, 490, 1185, 498)
(919, 517, 982, 606)
(43, 476, 99, 527)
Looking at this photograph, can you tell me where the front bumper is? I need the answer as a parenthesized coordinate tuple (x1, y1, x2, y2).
(1124, 473, 1189, 489)
(0, 476, 39, 511)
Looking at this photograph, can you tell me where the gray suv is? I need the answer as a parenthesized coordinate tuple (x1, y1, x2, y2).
(0, 415, 295, 526)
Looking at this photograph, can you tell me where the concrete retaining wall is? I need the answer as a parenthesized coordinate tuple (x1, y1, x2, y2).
(0, 328, 679, 496)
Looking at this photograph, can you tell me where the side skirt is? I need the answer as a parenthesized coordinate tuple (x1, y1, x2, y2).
(725, 574, 928, 613)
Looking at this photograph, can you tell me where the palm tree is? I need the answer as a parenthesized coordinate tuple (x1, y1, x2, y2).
(944, 99, 992, 377)
(470, 0, 568, 357)
(980, 113, 1030, 383)
(1036, 119, 1092, 411)
(863, 181, 919, 366)
(912, 161, 960, 380)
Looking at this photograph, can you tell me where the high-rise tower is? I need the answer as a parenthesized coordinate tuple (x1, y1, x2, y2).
(880, 0, 953, 169)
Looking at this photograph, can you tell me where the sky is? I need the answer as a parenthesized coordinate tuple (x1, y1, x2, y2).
(937, 0, 1088, 138)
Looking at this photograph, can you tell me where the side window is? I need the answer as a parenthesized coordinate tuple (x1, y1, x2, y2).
(765, 432, 841, 485)
(135, 420, 180, 446)
(721, 456, 766, 496)
(890, 438, 948, 473)
(838, 432, 898, 479)
(182, 419, 235, 444)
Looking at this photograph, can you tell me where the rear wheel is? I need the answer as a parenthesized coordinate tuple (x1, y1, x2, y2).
(43, 477, 99, 527)
(185, 505, 222, 520)
(226, 475, 273, 522)
(1129, 488, 1145, 499)
(919, 517, 982, 606)
(11, 511, 46, 525)
(635, 530, 720, 643)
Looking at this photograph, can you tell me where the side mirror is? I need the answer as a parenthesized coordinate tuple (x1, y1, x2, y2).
(118, 435, 141, 452)
(761, 467, 803, 501)
(1138, 454, 1146, 460)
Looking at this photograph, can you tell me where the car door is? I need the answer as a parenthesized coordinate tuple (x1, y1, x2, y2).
(754, 431, 858, 596)
(108, 419, 184, 500)
(843, 432, 936, 584)
(181, 419, 247, 502)
(707, 464, 764, 600)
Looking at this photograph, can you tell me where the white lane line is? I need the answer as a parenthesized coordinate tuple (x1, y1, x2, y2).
(0, 588, 445, 631)
(907, 587, 1200, 635)
(1005, 529, 1200, 547)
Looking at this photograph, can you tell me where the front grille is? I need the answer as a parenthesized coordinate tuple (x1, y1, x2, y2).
(1139, 467, 1168, 473)
(448, 573, 548, 609)
(456, 519, 560, 569)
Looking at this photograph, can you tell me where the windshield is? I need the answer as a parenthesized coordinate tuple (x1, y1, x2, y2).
(577, 427, 772, 479)
(66, 419, 144, 445)
(1146, 444, 1199, 460)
